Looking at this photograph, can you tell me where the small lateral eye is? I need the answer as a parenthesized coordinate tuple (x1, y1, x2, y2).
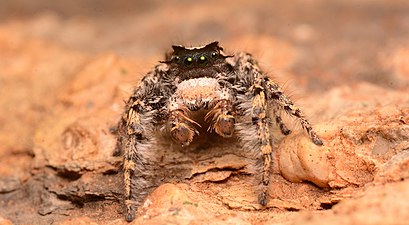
(211, 52, 218, 58)
(173, 56, 180, 62)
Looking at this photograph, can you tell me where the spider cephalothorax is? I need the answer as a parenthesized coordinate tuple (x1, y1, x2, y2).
(116, 41, 323, 222)
(164, 42, 232, 80)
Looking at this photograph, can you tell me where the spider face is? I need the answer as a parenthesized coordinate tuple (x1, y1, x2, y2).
(117, 42, 323, 222)
(166, 41, 229, 80)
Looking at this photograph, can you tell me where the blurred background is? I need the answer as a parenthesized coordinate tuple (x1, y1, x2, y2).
(2, 0, 409, 88)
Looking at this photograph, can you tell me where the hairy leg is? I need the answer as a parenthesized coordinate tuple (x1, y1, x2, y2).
(230, 52, 321, 145)
(272, 107, 291, 135)
(168, 110, 199, 146)
(231, 52, 322, 207)
(123, 135, 138, 222)
(264, 79, 323, 145)
(120, 100, 146, 222)
(231, 52, 275, 205)
(118, 63, 172, 222)
(251, 89, 273, 206)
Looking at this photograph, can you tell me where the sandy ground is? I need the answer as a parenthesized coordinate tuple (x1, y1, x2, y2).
(1, 0, 409, 224)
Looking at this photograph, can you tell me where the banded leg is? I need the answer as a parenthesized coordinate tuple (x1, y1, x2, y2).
(251, 88, 273, 206)
(123, 135, 139, 222)
(123, 130, 155, 222)
(117, 63, 173, 222)
(205, 99, 235, 137)
(264, 79, 323, 146)
(232, 53, 277, 205)
(121, 101, 146, 222)
(272, 107, 291, 136)
(232, 52, 322, 207)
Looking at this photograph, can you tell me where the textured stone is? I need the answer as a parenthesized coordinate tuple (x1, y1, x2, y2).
(1, 1, 409, 225)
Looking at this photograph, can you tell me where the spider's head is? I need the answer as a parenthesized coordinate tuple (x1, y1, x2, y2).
(164, 41, 228, 70)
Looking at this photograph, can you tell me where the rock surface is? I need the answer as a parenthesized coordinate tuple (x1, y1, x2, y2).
(1, 1, 409, 225)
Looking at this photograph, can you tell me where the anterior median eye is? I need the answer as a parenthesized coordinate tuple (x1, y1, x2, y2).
(184, 57, 194, 66)
(198, 55, 207, 64)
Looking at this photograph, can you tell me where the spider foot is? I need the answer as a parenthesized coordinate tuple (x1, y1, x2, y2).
(281, 126, 291, 136)
(258, 190, 268, 206)
(125, 200, 137, 222)
(310, 131, 323, 146)
(125, 213, 135, 222)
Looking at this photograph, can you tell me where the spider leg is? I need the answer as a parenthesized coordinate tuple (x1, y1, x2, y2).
(120, 99, 149, 222)
(117, 64, 172, 222)
(272, 107, 291, 135)
(231, 52, 322, 207)
(250, 88, 274, 206)
(264, 79, 323, 145)
(231, 52, 320, 144)
(230, 52, 275, 206)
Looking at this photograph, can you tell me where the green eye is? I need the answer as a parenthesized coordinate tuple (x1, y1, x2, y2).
(198, 55, 207, 65)
(184, 57, 194, 66)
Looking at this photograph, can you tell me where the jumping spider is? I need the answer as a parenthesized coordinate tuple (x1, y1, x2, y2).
(116, 41, 323, 222)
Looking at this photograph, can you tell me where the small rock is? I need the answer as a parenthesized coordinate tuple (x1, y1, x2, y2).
(375, 150, 409, 183)
(0, 176, 21, 193)
(38, 192, 75, 216)
(279, 131, 331, 188)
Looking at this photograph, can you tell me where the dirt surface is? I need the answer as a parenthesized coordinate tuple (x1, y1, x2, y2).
(1, 1, 409, 224)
